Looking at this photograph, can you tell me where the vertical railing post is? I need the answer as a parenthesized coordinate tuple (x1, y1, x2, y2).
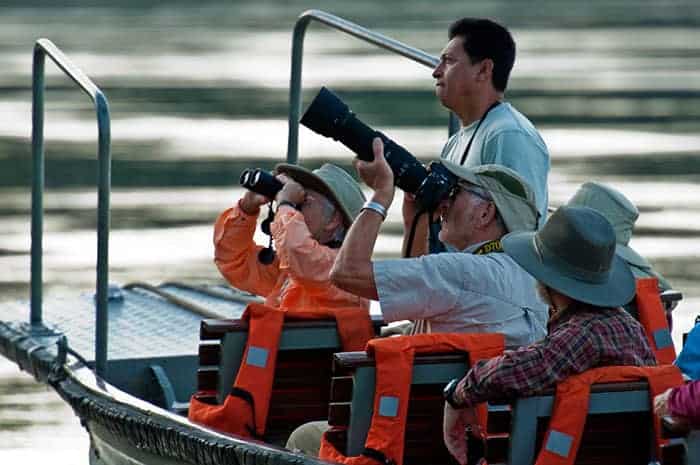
(30, 47, 45, 328)
(30, 39, 111, 378)
(449, 113, 460, 136)
(286, 17, 309, 165)
(94, 91, 111, 377)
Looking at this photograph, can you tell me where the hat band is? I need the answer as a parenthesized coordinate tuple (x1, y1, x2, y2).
(533, 235, 609, 284)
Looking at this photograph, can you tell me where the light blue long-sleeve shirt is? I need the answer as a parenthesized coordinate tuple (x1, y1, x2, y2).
(440, 102, 550, 228)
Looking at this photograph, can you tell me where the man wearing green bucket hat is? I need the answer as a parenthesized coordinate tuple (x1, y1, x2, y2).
(331, 138, 547, 348)
(286, 139, 548, 456)
(442, 205, 656, 464)
(214, 163, 368, 312)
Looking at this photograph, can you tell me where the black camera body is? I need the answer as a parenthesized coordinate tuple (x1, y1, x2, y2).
(301, 87, 456, 212)
(414, 161, 457, 213)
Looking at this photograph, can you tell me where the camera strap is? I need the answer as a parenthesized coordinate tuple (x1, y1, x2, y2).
(459, 100, 501, 165)
(403, 208, 428, 258)
(472, 239, 503, 255)
(257, 202, 277, 265)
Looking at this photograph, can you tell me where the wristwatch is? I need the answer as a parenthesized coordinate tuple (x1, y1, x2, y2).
(443, 378, 461, 409)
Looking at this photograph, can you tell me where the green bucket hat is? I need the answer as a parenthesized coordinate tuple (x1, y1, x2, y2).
(502, 205, 636, 307)
(567, 182, 651, 268)
(274, 163, 366, 227)
(441, 160, 539, 233)
(567, 181, 671, 290)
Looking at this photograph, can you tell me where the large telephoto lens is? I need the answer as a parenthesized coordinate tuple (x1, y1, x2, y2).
(301, 87, 429, 194)
(239, 169, 283, 199)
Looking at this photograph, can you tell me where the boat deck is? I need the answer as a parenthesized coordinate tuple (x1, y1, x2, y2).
(1, 283, 253, 362)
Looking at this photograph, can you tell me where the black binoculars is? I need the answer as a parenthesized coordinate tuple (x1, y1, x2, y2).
(301, 87, 457, 213)
(239, 168, 283, 200)
(238, 169, 285, 265)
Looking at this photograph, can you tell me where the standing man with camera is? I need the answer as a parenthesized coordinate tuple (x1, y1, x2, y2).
(432, 18, 549, 226)
(214, 163, 368, 311)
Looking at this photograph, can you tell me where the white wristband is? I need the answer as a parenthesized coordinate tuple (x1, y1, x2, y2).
(361, 200, 388, 220)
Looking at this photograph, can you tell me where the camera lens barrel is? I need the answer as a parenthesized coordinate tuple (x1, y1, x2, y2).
(239, 168, 283, 199)
(301, 87, 429, 195)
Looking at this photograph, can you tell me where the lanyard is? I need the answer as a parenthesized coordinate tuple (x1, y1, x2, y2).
(459, 101, 501, 165)
(473, 239, 503, 255)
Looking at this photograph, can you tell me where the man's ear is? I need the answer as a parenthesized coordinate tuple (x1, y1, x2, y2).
(476, 58, 494, 83)
(480, 202, 498, 228)
(324, 210, 343, 232)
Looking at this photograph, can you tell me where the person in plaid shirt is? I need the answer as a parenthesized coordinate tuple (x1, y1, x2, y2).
(442, 205, 656, 465)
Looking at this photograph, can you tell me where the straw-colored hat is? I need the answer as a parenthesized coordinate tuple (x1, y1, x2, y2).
(567, 181, 670, 289)
(502, 205, 636, 307)
(275, 163, 366, 226)
(441, 160, 539, 233)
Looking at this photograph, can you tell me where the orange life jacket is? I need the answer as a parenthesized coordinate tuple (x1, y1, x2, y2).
(319, 333, 505, 465)
(534, 364, 684, 465)
(635, 278, 676, 365)
(188, 302, 374, 438)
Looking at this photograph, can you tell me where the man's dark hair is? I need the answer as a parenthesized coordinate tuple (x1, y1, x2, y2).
(448, 18, 515, 92)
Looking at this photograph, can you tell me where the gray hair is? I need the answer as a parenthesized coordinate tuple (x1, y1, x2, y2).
(464, 184, 505, 231)
(319, 194, 347, 242)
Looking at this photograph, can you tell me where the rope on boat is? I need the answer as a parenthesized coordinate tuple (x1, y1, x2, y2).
(123, 282, 234, 320)
(160, 281, 263, 305)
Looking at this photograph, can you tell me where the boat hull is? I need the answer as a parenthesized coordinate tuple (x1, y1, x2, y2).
(0, 319, 328, 465)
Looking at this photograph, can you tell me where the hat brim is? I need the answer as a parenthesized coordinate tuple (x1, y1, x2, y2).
(615, 243, 652, 269)
(502, 231, 636, 307)
(442, 159, 480, 185)
(275, 163, 353, 226)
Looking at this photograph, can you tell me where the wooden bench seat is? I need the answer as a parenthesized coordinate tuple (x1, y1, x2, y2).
(328, 351, 688, 465)
(195, 315, 384, 445)
(326, 351, 505, 464)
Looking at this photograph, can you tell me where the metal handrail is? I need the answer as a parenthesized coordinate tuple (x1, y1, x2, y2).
(31, 38, 112, 378)
(286, 9, 459, 164)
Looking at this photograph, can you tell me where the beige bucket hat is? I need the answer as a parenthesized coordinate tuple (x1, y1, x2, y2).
(441, 160, 539, 233)
(566, 181, 670, 289)
(274, 163, 366, 227)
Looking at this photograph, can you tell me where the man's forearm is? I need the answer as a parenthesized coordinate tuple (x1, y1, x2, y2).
(330, 195, 389, 300)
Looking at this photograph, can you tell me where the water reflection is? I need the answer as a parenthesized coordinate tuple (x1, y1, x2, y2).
(0, 362, 88, 463)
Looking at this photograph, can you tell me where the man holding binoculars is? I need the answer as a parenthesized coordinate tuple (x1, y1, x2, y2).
(213, 163, 368, 312)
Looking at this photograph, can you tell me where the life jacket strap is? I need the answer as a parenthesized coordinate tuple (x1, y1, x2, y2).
(362, 447, 396, 465)
(229, 386, 262, 440)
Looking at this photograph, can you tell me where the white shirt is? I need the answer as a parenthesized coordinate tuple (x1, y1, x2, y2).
(373, 242, 548, 348)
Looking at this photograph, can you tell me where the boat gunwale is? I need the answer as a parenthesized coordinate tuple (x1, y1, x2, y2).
(0, 318, 332, 465)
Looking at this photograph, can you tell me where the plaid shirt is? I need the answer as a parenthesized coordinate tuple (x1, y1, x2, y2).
(453, 303, 657, 407)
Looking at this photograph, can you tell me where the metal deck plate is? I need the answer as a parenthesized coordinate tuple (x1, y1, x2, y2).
(0, 283, 252, 362)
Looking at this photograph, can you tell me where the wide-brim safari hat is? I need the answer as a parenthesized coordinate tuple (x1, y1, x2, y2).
(502, 205, 636, 307)
(441, 160, 539, 232)
(275, 163, 365, 227)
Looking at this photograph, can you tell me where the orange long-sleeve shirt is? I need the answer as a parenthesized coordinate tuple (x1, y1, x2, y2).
(213, 202, 369, 312)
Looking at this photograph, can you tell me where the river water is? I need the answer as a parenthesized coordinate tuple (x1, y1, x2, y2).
(1, 1, 699, 462)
